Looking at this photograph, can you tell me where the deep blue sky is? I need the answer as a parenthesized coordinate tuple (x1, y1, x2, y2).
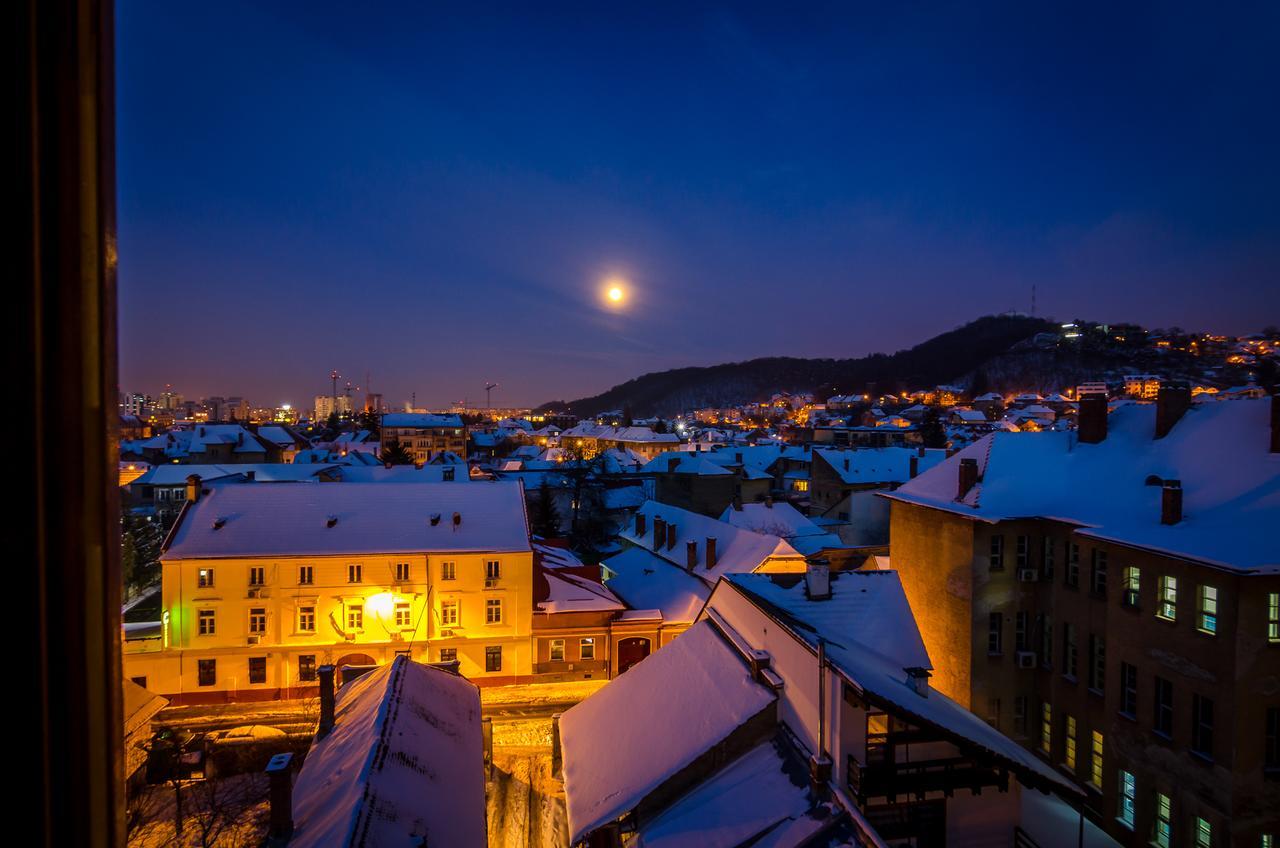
(117, 2, 1280, 409)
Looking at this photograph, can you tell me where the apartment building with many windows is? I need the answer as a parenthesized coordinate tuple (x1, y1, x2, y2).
(380, 412, 468, 463)
(123, 479, 533, 702)
(883, 392, 1280, 846)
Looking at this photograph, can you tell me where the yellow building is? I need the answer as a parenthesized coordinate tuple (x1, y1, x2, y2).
(124, 479, 534, 703)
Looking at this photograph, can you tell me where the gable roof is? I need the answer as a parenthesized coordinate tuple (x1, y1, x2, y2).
(602, 546, 710, 623)
(381, 413, 464, 429)
(717, 502, 845, 556)
(813, 447, 947, 486)
(620, 501, 804, 583)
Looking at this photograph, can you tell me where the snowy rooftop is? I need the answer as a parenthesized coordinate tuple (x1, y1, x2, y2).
(381, 412, 464, 429)
(602, 546, 710, 623)
(290, 656, 485, 848)
(534, 543, 626, 614)
(130, 463, 332, 486)
(164, 481, 530, 560)
(620, 501, 805, 583)
(717, 502, 845, 557)
(331, 464, 470, 483)
(561, 620, 777, 844)
(885, 398, 1280, 573)
(561, 423, 681, 443)
(721, 572, 1077, 795)
(641, 451, 734, 476)
(813, 447, 947, 486)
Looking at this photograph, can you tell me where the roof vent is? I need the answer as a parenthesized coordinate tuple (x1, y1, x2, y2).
(326, 515, 338, 528)
(453, 512, 462, 528)
(430, 513, 441, 526)
(905, 666, 931, 697)
(212, 517, 226, 530)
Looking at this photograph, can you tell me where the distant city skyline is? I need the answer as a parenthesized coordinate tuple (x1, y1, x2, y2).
(117, 3, 1280, 408)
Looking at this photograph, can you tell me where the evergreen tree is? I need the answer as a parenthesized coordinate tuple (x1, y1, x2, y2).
(529, 479, 562, 539)
(379, 438, 413, 465)
(920, 407, 948, 449)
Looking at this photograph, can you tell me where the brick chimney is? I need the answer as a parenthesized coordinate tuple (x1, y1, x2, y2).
(1077, 393, 1108, 444)
(653, 517, 666, 550)
(1271, 394, 1279, 453)
(265, 752, 294, 842)
(666, 522, 678, 550)
(1155, 383, 1191, 439)
(635, 512, 646, 537)
(909, 454, 919, 479)
(318, 665, 336, 736)
(185, 474, 202, 503)
(245, 470, 256, 482)
(706, 537, 717, 570)
(686, 540, 698, 571)
(1161, 480, 1182, 525)
(957, 458, 978, 499)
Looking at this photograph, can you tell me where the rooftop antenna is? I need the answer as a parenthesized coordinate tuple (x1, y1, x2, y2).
(484, 382, 499, 411)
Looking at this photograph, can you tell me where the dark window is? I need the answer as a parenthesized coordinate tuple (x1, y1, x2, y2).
(1065, 543, 1080, 587)
(1154, 676, 1174, 737)
(986, 696, 1001, 729)
(1266, 707, 1279, 771)
(1042, 537, 1055, 578)
(1015, 611, 1029, 652)
(1090, 549, 1108, 597)
(1039, 613, 1053, 669)
(131, 676, 147, 689)
(198, 659, 216, 687)
(1120, 662, 1137, 717)
(1014, 696, 1028, 736)
(988, 612, 1004, 655)
(1089, 634, 1106, 692)
(1063, 623, 1078, 679)
(1192, 694, 1214, 759)
(298, 654, 317, 682)
(989, 535, 1005, 571)
(1015, 535, 1029, 568)
(249, 657, 266, 684)
(439, 647, 457, 663)
(486, 645, 503, 673)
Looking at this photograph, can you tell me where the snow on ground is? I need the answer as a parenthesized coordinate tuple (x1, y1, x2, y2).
(127, 773, 269, 848)
(481, 678, 608, 707)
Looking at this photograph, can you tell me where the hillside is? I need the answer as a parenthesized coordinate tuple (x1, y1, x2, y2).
(536, 315, 1058, 417)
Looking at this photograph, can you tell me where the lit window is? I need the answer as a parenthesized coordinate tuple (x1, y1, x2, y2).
(197, 568, 215, 588)
(1197, 585, 1218, 634)
(439, 647, 457, 663)
(1118, 770, 1136, 828)
(580, 637, 596, 661)
(1158, 576, 1178, 621)
(249, 607, 266, 634)
(486, 560, 501, 581)
(298, 565, 313, 585)
(197, 659, 216, 687)
(1090, 730, 1104, 788)
(394, 601, 411, 628)
(1195, 817, 1212, 848)
(440, 600, 459, 626)
(549, 639, 565, 662)
(347, 603, 364, 631)
(1039, 703, 1052, 754)
(298, 606, 315, 633)
(1064, 715, 1077, 770)
(486, 598, 503, 624)
(1269, 593, 1279, 643)
(197, 608, 216, 636)
(348, 563, 362, 583)
(1153, 793, 1172, 847)
(1123, 566, 1140, 607)
(441, 561, 456, 581)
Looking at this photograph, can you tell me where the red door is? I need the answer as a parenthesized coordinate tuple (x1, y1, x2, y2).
(615, 638, 651, 674)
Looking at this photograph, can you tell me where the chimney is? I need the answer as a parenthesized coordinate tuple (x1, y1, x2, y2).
(244, 470, 256, 482)
(1161, 479, 1182, 525)
(957, 458, 978, 499)
(384, 461, 392, 469)
(668, 457, 680, 474)
(917, 445, 926, 457)
(635, 512, 647, 537)
(653, 517, 666, 550)
(318, 665, 336, 736)
(686, 539, 698, 571)
(805, 559, 831, 600)
(731, 495, 742, 511)
(185, 474, 202, 503)
(905, 667, 931, 698)
(1155, 383, 1191, 439)
(909, 455, 919, 479)
(765, 496, 773, 509)
(1077, 393, 1108, 444)
(265, 752, 294, 842)
(706, 537, 717, 570)
(666, 522, 678, 550)
(843, 457, 849, 471)
(1272, 394, 1280, 453)
(443, 467, 455, 481)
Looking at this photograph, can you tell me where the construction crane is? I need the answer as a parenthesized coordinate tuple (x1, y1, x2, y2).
(484, 382, 499, 411)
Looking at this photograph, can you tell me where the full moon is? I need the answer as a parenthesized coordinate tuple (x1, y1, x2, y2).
(607, 286, 624, 302)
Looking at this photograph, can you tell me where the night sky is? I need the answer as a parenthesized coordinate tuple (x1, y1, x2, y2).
(117, 2, 1280, 410)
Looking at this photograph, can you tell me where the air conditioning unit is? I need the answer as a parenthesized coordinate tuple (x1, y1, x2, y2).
(247, 635, 261, 645)
(247, 587, 262, 598)
(1017, 569, 1039, 583)
(440, 629, 455, 638)
(389, 632, 404, 642)
(1016, 651, 1037, 669)
(484, 578, 498, 589)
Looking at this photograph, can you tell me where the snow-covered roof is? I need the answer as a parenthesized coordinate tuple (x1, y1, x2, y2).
(950, 409, 988, 422)
(291, 656, 485, 848)
(330, 464, 470, 483)
(381, 413, 464, 429)
(813, 447, 947, 486)
(561, 423, 680, 444)
(130, 463, 333, 486)
(620, 501, 805, 583)
(255, 425, 299, 447)
(641, 451, 733, 476)
(293, 448, 382, 466)
(885, 398, 1280, 573)
(164, 481, 530, 560)
(534, 543, 627, 614)
(720, 572, 1078, 795)
(560, 620, 777, 844)
(718, 502, 845, 556)
(602, 546, 709, 623)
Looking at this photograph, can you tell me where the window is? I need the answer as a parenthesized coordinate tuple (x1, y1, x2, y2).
(1088, 635, 1105, 691)
(549, 639, 565, 662)
(197, 608, 216, 636)
(1015, 611, 1029, 652)
(1064, 715, 1077, 770)
(347, 603, 364, 631)
(1090, 549, 1107, 597)
(249, 607, 266, 634)
(580, 637, 596, 660)
(441, 600, 459, 626)
(1158, 575, 1178, 620)
(486, 598, 503, 624)
(1118, 770, 1136, 828)
(1066, 543, 1080, 587)
(1269, 593, 1279, 643)
(298, 606, 315, 633)
(198, 659, 216, 687)
(439, 647, 457, 663)
(394, 601, 411, 628)
(1122, 566, 1140, 607)
(1038, 613, 1053, 668)
(1014, 696, 1028, 736)
(988, 612, 1004, 654)
(1063, 623, 1078, 679)
(197, 568, 215, 588)
(1192, 693, 1214, 759)
(1153, 793, 1172, 848)
(298, 655, 316, 682)
(249, 657, 266, 684)
(1039, 703, 1052, 753)
(249, 566, 265, 586)
(486, 559, 501, 581)
(395, 562, 410, 581)
(1194, 817, 1212, 848)
(298, 565, 313, 585)
(1042, 537, 1055, 578)
(989, 535, 1005, 570)
(348, 563, 362, 583)
(1154, 676, 1174, 737)
(1090, 731, 1104, 789)
(441, 561, 456, 581)
(1119, 662, 1137, 717)
(485, 645, 502, 672)
(986, 697, 1001, 729)
(1016, 535, 1029, 568)
(1197, 585, 1218, 634)
(1267, 707, 1280, 771)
